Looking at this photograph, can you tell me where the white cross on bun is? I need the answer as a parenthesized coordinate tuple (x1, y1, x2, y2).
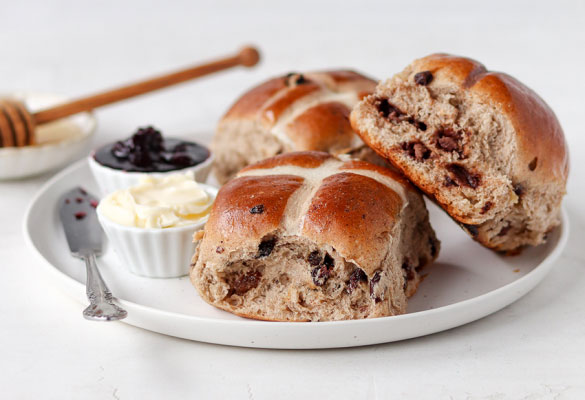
(211, 70, 387, 184)
(350, 54, 569, 252)
(190, 151, 439, 321)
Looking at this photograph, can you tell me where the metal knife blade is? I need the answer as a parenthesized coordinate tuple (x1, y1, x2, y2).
(58, 187, 102, 257)
(58, 186, 127, 321)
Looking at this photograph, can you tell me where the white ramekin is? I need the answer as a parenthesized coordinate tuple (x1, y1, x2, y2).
(96, 184, 218, 278)
(89, 150, 213, 196)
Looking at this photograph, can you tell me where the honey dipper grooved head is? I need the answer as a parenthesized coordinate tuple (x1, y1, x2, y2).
(0, 99, 35, 148)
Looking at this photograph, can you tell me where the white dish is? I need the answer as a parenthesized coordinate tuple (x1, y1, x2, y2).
(23, 159, 569, 349)
(97, 184, 218, 278)
(88, 152, 214, 196)
(0, 92, 96, 180)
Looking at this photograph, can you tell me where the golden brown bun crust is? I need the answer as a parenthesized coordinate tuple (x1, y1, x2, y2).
(411, 53, 569, 184)
(339, 159, 414, 190)
(284, 102, 354, 151)
(234, 152, 415, 273)
(204, 174, 304, 251)
(224, 70, 375, 119)
(220, 70, 377, 151)
(224, 76, 287, 119)
(211, 70, 387, 184)
(203, 151, 410, 275)
(301, 172, 401, 271)
(240, 150, 331, 171)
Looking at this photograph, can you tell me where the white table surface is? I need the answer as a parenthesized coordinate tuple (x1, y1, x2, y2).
(1, 0, 584, 398)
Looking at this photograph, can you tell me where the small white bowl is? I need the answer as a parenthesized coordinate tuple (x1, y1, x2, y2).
(97, 184, 218, 278)
(0, 92, 96, 180)
(89, 150, 213, 196)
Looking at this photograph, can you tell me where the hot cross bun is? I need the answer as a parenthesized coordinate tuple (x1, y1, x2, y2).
(350, 54, 569, 252)
(211, 70, 385, 184)
(190, 151, 439, 321)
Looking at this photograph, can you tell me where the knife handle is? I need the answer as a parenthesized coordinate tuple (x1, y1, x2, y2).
(82, 253, 127, 321)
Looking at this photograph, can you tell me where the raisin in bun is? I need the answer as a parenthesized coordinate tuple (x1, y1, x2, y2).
(190, 151, 439, 321)
(350, 54, 568, 252)
(211, 70, 387, 184)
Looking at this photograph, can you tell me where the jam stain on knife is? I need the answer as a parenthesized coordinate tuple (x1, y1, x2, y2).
(74, 212, 87, 220)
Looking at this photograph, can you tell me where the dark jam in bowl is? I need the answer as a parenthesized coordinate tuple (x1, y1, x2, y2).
(93, 126, 210, 173)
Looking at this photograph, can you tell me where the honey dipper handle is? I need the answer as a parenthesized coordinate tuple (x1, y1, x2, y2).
(33, 46, 260, 124)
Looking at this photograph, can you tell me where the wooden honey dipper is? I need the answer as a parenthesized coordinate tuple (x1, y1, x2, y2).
(0, 46, 260, 148)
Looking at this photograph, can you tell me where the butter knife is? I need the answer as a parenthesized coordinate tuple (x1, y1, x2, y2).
(59, 187, 127, 321)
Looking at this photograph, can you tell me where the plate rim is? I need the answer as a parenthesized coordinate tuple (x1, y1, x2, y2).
(22, 158, 570, 347)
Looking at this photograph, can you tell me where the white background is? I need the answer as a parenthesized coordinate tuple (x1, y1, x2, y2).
(1, 0, 584, 398)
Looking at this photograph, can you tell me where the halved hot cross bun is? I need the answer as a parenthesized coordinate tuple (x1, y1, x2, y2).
(211, 70, 386, 184)
(350, 54, 568, 252)
(190, 151, 439, 321)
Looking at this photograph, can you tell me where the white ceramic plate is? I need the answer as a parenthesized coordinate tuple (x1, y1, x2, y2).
(23, 159, 569, 349)
(0, 92, 96, 180)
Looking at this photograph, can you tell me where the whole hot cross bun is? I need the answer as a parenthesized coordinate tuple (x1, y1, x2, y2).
(190, 151, 439, 321)
(350, 54, 569, 252)
(211, 70, 386, 184)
